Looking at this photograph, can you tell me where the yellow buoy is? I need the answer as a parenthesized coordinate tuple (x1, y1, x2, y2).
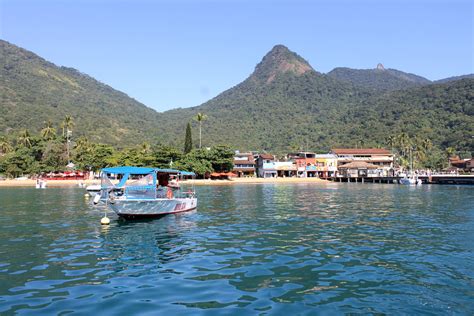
(84, 193, 90, 199)
(101, 216, 110, 225)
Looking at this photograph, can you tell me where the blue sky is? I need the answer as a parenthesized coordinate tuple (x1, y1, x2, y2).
(1, 0, 472, 112)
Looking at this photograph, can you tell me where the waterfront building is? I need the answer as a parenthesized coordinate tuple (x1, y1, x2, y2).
(274, 161, 297, 177)
(467, 159, 474, 172)
(232, 152, 256, 177)
(256, 154, 277, 178)
(449, 156, 472, 171)
(331, 148, 394, 177)
(314, 154, 338, 178)
(337, 161, 380, 178)
(288, 152, 317, 177)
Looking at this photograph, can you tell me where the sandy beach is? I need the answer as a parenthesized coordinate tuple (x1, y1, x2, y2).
(0, 177, 327, 187)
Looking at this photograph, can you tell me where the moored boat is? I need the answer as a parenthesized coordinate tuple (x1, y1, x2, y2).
(399, 148, 422, 185)
(86, 184, 101, 196)
(399, 175, 422, 185)
(35, 179, 47, 189)
(95, 166, 197, 219)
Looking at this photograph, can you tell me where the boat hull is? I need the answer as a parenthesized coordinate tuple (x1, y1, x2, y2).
(36, 180, 47, 189)
(399, 178, 422, 185)
(107, 198, 197, 219)
(86, 184, 101, 197)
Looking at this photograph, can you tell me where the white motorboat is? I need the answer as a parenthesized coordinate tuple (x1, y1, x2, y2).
(35, 179, 47, 189)
(399, 148, 422, 185)
(95, 166, 197, 219)
(86, 184, 101, 197)
(399, 175, 422, 185)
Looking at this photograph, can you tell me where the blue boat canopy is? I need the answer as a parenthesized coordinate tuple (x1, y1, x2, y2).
(102, 166, 155, 175)
(102, 166, 195, 176)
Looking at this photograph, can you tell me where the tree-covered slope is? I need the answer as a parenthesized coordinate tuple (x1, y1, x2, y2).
(154, 45, 371, 151)
(343, 79, 474, 151)
(0, 40, 161, 147)
(435, 74, 474, 84)
(155, 46, 473, 154)
(327, 64, 432, 91)
(1, 41, 472, 155)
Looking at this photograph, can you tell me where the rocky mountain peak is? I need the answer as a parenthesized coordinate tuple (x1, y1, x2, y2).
(251, 45, 314, 84)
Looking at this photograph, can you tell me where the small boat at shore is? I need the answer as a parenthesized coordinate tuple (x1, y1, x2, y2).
(94, 166, 197, 219)
(399, 149, 422, 185)
(399, 175, 422, 185)
(86, 184, 101, 196)
(35, 179, 47, 189)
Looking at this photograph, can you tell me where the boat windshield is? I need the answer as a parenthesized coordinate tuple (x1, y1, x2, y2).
(100, 169, 157, 200)
(125, 173, 156, 199)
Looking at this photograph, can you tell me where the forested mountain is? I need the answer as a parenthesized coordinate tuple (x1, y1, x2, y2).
(154, 46, 473, 154)
(327, 64, 432, 91)
(0, 40, 161, 147)
(435, 74, 474, 84)
(1, 41, 472, 155)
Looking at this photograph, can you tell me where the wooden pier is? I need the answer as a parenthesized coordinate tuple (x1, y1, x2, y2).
(328, 175, 474, 185)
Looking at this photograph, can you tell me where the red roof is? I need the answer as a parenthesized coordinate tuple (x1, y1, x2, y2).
(259, 154, 274, 159)
(331, 148, 391, 155)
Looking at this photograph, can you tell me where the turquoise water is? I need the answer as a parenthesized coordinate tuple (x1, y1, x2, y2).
(0, 183, 473, 314)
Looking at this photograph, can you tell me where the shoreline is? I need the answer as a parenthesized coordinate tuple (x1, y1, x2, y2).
(0, 177, 327, 187)
(188, 177, 327, 186)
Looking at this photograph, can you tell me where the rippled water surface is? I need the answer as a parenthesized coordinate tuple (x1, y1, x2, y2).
(0, 183, 473, 314)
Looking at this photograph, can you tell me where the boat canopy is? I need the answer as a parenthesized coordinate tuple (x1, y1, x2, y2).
(99, 166, 195, 200)
(102, 166, 155, 175)
(101, 166, 195, 176)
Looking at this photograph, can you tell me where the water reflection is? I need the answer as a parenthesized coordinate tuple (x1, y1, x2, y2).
(0, 184, 473, 314)
(99, 213, 199, 274)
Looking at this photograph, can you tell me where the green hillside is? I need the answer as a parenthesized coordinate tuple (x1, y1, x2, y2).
(1, 41, 472, 156)
(0, 40, 161, 147)
(154, 46, 473, 154)
(327, 64, 432, 91)
(435, 74, 474, 84)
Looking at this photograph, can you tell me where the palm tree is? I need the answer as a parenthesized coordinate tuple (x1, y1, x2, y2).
(18, 129, 32, 148)
(61, 115, 75, 137)
(445, 147, 456, 168)
(385, 135, 396, 153)
(140, 142, 151, 155)
(396, 132, 411, 158)
(0, 136, 13, 154)
(41, 120, 56, 140)
(413, 137, 426, 166)
(193, 112, 207, 149)
(422, 138, 432, 151)
(418, 138, 433, 163)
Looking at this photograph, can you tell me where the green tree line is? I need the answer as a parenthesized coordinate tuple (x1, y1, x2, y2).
(0, 115, 467, 178)
(385, 133, 459, 170)
(0, 116, 234, 178)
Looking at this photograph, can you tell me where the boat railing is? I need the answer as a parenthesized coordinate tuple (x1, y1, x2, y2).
(177, 190, 195, 199)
